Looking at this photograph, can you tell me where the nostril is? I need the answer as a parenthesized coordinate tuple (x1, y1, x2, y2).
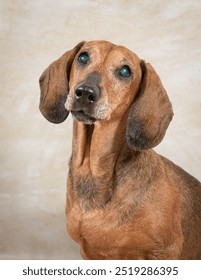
(75, 87, 83, 99)
(88, 94, 96, 103)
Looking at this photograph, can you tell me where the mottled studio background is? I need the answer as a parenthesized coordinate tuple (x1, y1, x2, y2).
(0, 0, 201, 259)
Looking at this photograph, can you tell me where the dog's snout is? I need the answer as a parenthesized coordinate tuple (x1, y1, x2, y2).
(75, 85, 100, 105)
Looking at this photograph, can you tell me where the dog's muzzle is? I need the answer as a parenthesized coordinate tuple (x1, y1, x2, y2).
(70, 83, 101, 124)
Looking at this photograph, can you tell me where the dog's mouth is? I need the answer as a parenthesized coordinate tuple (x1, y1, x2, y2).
(71, 110, 97, 124)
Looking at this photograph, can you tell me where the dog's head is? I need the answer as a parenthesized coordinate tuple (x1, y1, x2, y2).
(39, 40, 173, 150)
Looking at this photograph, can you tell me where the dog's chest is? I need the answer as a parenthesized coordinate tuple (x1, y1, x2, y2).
(67, 203, 113, 244)
(67, 200, 157, 259)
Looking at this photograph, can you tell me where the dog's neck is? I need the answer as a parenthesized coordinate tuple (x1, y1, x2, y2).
(71, 116, 130, 208)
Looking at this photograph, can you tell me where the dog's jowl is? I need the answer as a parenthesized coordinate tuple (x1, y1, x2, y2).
(39, 40, 201, 260)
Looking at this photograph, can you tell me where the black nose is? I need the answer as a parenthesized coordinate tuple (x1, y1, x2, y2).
(75, 85, 100, 105)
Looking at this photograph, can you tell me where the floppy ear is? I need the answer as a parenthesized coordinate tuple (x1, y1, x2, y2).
(126, 61, 174, 151)
(39, 41, 85, 123)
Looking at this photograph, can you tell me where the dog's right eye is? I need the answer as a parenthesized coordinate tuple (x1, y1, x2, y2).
(78, 52, 89, 65)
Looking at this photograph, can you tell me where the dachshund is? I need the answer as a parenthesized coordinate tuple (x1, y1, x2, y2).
(39, 40, 201, 259)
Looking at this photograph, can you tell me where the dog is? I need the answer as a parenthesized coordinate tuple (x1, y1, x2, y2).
(39, 40, 201, 259)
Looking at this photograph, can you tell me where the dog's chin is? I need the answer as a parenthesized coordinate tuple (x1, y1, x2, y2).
(71, 110, 97, 125)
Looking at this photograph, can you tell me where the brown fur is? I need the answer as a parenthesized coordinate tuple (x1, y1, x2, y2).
(39, 40, 201, 259)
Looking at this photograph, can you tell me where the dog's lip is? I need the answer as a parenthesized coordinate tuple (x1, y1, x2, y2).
(71, 110, 97, 122)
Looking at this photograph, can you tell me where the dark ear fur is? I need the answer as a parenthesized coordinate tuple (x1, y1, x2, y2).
(126, 61, 174, 151)
(39, 41, 85, 123)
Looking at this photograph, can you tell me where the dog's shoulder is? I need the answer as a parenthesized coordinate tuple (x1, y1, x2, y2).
(160, 155, 201, 192)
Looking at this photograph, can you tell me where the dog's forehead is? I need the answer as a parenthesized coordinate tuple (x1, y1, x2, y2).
(80, 41, 139, 65)
(82, 40, 115, 53)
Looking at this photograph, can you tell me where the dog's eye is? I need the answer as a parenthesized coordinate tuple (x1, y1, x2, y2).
(119, 65, 131, 78)
(78, 52, 89, 65)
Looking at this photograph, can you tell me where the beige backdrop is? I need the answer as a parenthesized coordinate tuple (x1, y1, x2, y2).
(0, 0, 201, 259)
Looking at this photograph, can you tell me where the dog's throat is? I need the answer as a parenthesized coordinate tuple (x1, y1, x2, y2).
(71, 120, 122, 208)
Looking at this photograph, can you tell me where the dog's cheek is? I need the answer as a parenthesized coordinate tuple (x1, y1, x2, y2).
(94, 99, 110, 120)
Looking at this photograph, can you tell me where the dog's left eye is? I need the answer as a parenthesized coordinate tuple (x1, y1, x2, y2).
(78, 52, 89, 65)
(119, 65, 131, 78)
